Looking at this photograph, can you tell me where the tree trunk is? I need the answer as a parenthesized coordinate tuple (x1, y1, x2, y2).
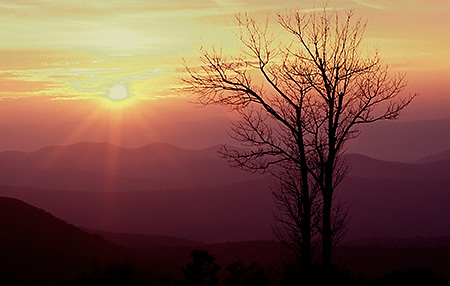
(300, 200, 312, 269)
(321, 193, 332, 269)
(298, 122, 312, 270)
(321, 158, 334, 270)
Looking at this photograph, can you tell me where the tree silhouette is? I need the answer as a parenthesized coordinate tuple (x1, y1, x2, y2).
(182, 250, 221, 286)
(184, 8, 415, 271)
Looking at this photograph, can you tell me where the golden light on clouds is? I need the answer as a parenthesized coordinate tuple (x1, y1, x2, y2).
(0, 0, 449, 120)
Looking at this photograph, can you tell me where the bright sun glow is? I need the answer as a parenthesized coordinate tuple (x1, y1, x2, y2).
(99, 83, 138, 112)
(108, 84, 128, 100)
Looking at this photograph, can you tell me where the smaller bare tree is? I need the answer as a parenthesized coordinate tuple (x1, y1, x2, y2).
(271, 168, 322, 267)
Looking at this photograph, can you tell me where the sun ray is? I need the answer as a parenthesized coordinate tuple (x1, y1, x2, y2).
(102, 111, 124, 192)
(20, 102, 107, 189)
(15, 88, 196, 195)
(18, 95, 160, 192)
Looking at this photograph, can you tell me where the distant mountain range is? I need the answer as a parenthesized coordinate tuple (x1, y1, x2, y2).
(0, 142, 261, 191)
(0, 141, 449, 243)
(415, 147, 450, 164)
(345, 117, 450, 162)
(0, 116, 449, 162)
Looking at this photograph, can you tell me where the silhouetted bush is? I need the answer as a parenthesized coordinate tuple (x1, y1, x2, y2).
(182, 249, 221, 286)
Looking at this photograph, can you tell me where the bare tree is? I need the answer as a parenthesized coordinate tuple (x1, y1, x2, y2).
(271, 168, 322, 268)
(183, 8, 415, 270)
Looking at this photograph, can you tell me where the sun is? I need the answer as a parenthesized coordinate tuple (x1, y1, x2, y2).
(99, 83, 137, 111)
(108, 84, 128, 100)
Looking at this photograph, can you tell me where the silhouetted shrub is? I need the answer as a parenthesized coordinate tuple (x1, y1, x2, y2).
(182, 249, 221, 286)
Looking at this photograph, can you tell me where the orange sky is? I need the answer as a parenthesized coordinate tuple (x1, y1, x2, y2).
(1, 0, 449, 150)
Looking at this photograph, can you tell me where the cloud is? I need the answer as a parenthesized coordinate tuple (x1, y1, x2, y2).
(420, 0, 450, 4)
(350, 0, 387, 10)
(0, 62, 180, 101)
(0, 0, 221, 19)
(0, 73, 63, 96)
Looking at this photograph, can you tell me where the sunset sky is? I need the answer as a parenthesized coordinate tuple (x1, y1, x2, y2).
(1, 0, 449, 151)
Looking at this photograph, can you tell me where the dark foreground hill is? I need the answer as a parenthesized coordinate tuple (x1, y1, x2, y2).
(91, 229, 450, 284)
(0, 181, 275, 242)
(1, 197, 450, 284)
(0, 197, 131, 285)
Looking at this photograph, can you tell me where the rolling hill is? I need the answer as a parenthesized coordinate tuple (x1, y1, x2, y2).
(415, 147, 450, 164)
(345, 117, 450, 162)
(2, 190, 450, 284)
(0, 180, 276, 242)
(0, 142, 262, 192)
(0, 142, 449, 242)
(0, 116, 449, 162)
(0, 197, 129, 285)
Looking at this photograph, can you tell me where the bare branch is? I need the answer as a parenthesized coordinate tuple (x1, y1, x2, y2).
(182, 7, 415, 270)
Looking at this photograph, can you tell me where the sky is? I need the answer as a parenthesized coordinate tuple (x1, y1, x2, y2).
(1, 0, 449, 151)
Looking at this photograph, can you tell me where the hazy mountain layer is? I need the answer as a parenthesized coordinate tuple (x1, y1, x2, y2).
(0, 142, 449, 242)
(0, 116, 449, 162)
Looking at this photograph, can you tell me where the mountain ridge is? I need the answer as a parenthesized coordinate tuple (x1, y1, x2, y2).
(0, 141, 259, 191)
(0, 142, 449, 242)
(345, 153, 450, 180)
(0, 196, 130, 285)
(0, 115, 449, 162)
(415, 147, 450, 164)
(3, 196, 450, 284)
